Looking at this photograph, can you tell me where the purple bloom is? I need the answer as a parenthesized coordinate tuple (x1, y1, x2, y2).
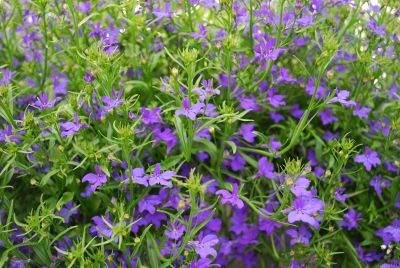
(0, 125, 23, 143)
(0, 68, 16, 85)
(175, 98, 205, 120)
(266, 88, 286, 108)
(286, 226, 312, 245)
(327, 89, 356, 107)
(123, 167, 148, 186)
(353, 104, 371, 119)
(334, 187, 349, 202)
(339, 208, 362, 230)
(216, 183, 244, 209)
(286, 196, 324, 229)
(58, 201, 79, 224)
(188, 234, 219, 259)
(84, 72, 95, 83)
(370, 175, 391, 196)
(192, 79, 220, 102)
(319, 108, 338, 125)
(148, 163, 175, 188)
(376, 219, 400, 244)
(254, 157, 276, 179)
(90, 213, 114, 239)
(33, 93, 60, 110)
(354, 147, 381, 171)
(153, 126, 177, 154)
(190, 24, 207, 39)
(138, 195, 162, 214)
(165, 221, 186, 240)
(141, 107, 162, 125)
(60, 113, 88, 137)
(238, 94, 262, 112)
(82, 165, 107, 193)
(305, 78, 326, 99)
(229, 153, 246, 171)
(101, 89, 124, 112)
(368, 17, 386, 37)
(238, 123, 257, 143)
(78, 1, 92, 13)
(291, 177, 313, 197)
(276, 68, 297, 83)
(254, 34, 286, 61)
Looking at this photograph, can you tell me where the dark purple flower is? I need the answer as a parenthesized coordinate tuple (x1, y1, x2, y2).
(339, 208, 362, 230)
(58, 201, 78, 224)
(370, 175, 391, 196)
(188, 234, 219, 259)
(334, 187, 349, 202)
(138, 195, 162, 214)
(266, 88, 286, 108)
(141, 107, 162, 125)
(319, 108, 338, 125)
(90, 213, 114, 239)
(254, 157, 275, 179)
(216, 183, 244, 209)
(148, 163, 175, 188)
(354, 147, 381, 171)
(60, 113, 88, 137)
(376, 219, 400, 244)
(368, 17, 386, 37)
(175, 98, 205, 120)
(0, 125, 22, 143)
(238, 123, 257, 143)
(286, 196, 324, 229)
(254, 34, 286, 61)
(84, 72, 95, 83)
(153, 126, 177, 154)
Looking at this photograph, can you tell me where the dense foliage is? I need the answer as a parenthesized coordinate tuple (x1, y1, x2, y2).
(0, 0, 399, 267)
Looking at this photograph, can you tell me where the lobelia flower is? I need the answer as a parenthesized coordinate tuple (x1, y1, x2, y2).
(353, 104, 371, 119)
(327, 89, 356, 107)
(77, 1, 92, 14)
(190, 24, 207, 39)
(286, 226, 312, 245)
(339, 208, 362, 230)
(368, 17, 386, 37)
(276, 68, 297, 84)
(58, 201, 79, 224)
(238, 94, 262, 112)
(33, 93, 61, 110)
(101, 89, 124, 112)
(175, 98, 205, 120)
(369, 118, 390, 137)
(0, 68, 16, 85)
(334, 187, 349, 202)
(254, 157, 276, 179)
(90, 213, 114, 240)
(285, 196, 324, 229)
(60, 113, 88, 137)
(0, 125, 23, 144)
(185, 258, 212, 268)
(192, 79, 220, 102)
(265, 88, 286, 108)
(305, 78, 326, 99)
(291, 177, 313, 197)
(370, 174, 391, 196)
(354, 147, 381, 171)
(216, 183, 244, 209)
(319, 108, 338, 125)
(376, 219, 400, 244)
(237, 123, 257, 143)
(83, 72, 94, 83)
(188, 234, 219, 259)
(164, 221, 186, 240)
(138, 195, 162, 214)
(148, 163, 176, 188)
(228, 153, 246, 171)
(141, 107, 162, 125)
(152, 126, 177, 154)
(254, 34, 286, 62)
(53, 72, 69, 95)
(81, 165, 107, 195)
(123, 167, 149, 186)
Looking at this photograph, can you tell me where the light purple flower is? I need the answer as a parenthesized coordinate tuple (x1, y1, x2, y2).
(370, 175, 391, 196)
(353, 104, 371, 119)
(238, 123, 257, 143)
(327, 89, 356, 107)
(82, 165, 107, 192)
(0, 68, 16, 85)
(319, 108, 338, 125)
(254, 157, 275, 179)
(188, 234, 219, 259)
(60, 113, 88, 137)
(354, 147, 381, 171)
(216, 183, 244, 209)
(33, 93, 60, 110)
(165, 221, 186, 240)
(286, 196, 324, 229)
(291, 177, 313, 197)
(138, 195, 162, 214)
(175, 98, 205, 120)
(339, 208, 362, 230)
(148, 163, 175, 188)
(101, 89, 124, 112)
(286, 226, 312, 245)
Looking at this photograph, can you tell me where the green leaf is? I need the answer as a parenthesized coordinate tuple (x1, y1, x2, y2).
(40, 169, 60, 187)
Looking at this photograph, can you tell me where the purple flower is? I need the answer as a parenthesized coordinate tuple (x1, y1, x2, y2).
(165, 221, 186, 240)
(190, 24, 207, 39)
(90, 213, 114, 239)
(319, 108, 338, 125)
(238, 123, 257, 143)
(229, 153, 246, 171)
(327, 89, 356, 107)
(339, 208, 362, 230)
(153, 126, 177, 154)
(254, 157, 276, 179)
(58, 201, 79, 224)
(216, 183, 244, 209)
(286, 226, 312, 245)
(60, 113, 88, 137)
(353, 104, 371, 119)
(286, 196, 324, 229)
(334, 187, 349, 202)
(123, 167, 148, 186)
(188, 234, 219, 259)
(266, 88, 286, 108)
(81, 165, 107, 193)
(291, 177, 313, 197)
(0, 68, 16, 85)
(370, 175, 391, 196)
(148, 163, 175, 188)
(354, 147, 381, 171)
(78, 1, 92, 13)
(101, 89, 124, 112)
(305, 78, 326, 99)
(175, 98, 205, 120)
(368, 17, 386, 37)
(141, 107, 162, 125)
(192, 79, 220, 102)
(138, 195, 162, 214)
(33, 93, 60, 110)
(254, 34, 286, 61)
(238, 94, 262, 112)
(376, 219, 400, 244)
(84, 72, 95, 83)
(0, 125, 23, 143)
(276, 68, 297, 84)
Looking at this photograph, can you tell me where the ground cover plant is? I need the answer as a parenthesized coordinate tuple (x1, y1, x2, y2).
(0, 0, 399, 267)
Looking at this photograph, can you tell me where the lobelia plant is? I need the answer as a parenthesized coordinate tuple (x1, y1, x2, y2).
(0, 0, 399, 267)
